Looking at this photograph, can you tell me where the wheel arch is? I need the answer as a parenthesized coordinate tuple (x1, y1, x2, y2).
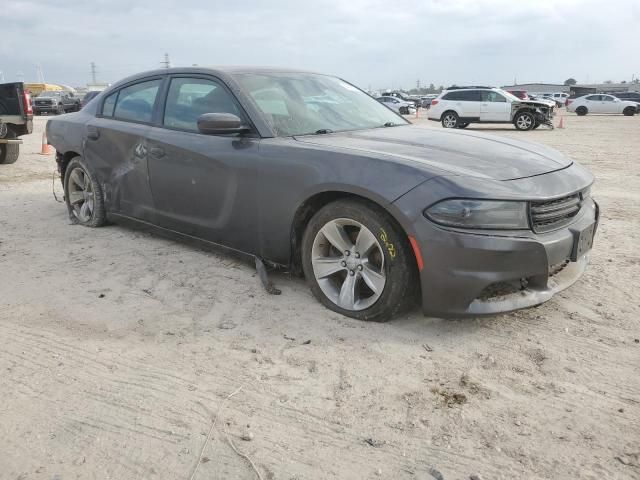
(289, 189, 420, 278)
(56, 150, 82, 181)
(440, 109, 458, 121)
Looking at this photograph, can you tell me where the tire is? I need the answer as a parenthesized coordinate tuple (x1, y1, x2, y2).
(623, 107, 636, 116)
(57, 104, 64, 115)
(63, 156, 107, 227)
(400, 106, 408, 115)
(301, 199, 417, 322)
(532, 121, 540, 129)
(457, 122, 469, 129)
(0, 130, 19, 165)
(441, 111, 459, 128)
(576, 106, 588, 116)
(514, 111, 535, 131)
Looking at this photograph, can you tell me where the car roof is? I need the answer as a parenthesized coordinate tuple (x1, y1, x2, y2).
(108, 66, 330, 90)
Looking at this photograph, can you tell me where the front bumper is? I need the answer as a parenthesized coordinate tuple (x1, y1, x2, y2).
(399, 196, 599, 318)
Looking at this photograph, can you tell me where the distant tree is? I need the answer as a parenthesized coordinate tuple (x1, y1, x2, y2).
(633, 78, 640, 84)
(564, 78, 577, 85)
(621, 80, 627, 84)
(603, 80, 613, 84)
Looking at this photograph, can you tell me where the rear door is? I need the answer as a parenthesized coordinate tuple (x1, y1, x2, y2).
(480, 90, 511, 121)
(83, 77, 163, 221)
(145, 75, 262, 253)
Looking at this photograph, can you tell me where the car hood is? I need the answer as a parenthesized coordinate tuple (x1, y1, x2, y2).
(294, 125, 572, 181)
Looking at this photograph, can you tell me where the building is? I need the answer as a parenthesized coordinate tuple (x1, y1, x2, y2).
(501, 83, 569, 94)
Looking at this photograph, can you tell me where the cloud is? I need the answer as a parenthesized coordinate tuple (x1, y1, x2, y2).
(0, 0, 637, 89)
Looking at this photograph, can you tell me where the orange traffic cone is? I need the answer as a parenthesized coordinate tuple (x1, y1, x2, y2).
(40, 131, 54, 155)
(415, 107, 419, 118)
(557, 116, 565, 129)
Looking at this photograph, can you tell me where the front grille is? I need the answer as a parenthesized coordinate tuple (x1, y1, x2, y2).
(530, 193, 582, 233)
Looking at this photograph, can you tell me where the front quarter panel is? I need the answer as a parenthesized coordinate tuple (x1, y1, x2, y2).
(256, 137, 433, 264)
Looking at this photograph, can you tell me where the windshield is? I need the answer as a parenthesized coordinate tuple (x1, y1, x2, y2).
(39, 91, 62, 97)
(498, 89, 521, 102)
(235, 73, 408, 136)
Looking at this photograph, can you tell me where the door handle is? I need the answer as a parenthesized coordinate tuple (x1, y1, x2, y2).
(86, 126, 100, 140)
(149, 147, 165, 158)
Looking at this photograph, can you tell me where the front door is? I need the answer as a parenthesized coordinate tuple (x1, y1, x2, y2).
(146, 75, 262, 254)
(480, 90, 511, 121)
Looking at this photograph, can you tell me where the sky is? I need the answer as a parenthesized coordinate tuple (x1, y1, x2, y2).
(1, 0, 638, 90)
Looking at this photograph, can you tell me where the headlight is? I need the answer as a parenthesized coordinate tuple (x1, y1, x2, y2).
(425, 199, 529, 229)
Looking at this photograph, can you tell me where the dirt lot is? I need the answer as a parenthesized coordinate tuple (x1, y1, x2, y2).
(1, 112, 639, 480)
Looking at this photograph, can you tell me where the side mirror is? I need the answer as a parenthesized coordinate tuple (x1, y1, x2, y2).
(197, 113, 249, 135)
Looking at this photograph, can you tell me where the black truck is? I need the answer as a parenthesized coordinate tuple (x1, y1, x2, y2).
(0, 82, 34, 164)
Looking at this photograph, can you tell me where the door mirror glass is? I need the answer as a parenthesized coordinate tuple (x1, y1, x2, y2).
(197, 113, 249, 135)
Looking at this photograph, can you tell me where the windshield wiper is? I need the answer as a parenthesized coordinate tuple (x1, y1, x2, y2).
(314, 129, 334, 134)
(382, 122, 396, 127)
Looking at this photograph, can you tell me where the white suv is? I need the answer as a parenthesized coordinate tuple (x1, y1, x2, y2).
(428, 87, 554, 131)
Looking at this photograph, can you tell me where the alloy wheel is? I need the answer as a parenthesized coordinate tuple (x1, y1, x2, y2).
(67, 167, 95, 223)
(311, 218, 386, 311)
(443, 114, 457, 128)
(516, 114, 533, 129)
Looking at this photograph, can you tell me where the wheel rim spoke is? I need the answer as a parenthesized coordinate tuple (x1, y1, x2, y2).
(70, 169, 83, 190)
(68, 191, 84, 205)
(313, 257, 345, 279)
(355, 227, 377, 256)
(321, 221, 353, 253)
(338, 273, 357, 309)
(360, 264, 385, 294)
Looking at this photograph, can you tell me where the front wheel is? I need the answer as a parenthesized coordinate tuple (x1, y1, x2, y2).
(57, 104, 65, 115)
(301, 199, 417, 322)
(63, 157, 107, 227)
(441, 111, 459, 128)
(623, 107, 636, 116)
(514, 111, 535, 131)
(576, 106, 588, 116)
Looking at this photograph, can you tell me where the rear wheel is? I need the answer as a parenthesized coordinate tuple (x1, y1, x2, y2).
(576, 106, 588, 116)
(623, 106, 636, 116)
(0, 130, 19, 165)
(441, 111, 459, 128)
(301, 199, 417, 322)
(63, 157, 106, 227)
(514, 111, 535, 131)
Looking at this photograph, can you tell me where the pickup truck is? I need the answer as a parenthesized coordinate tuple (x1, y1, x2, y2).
(33, 90, 80, 115)
(0, 82, 34, 164)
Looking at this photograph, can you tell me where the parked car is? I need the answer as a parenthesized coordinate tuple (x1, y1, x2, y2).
(81, 90, 101, 109)
(382, 91, 419, 107)
(47, 67, 598, 320)
(567, 94, 637, 116)
(428, 86, 554, 130)
(0, 82, 33, 164)
(506, 90, 530, 100)
(609, 91, 640, 104)
(532, 92, 569, 107)
(33, 91, 80, 115)
(420, 94, 437, 108)
(376, 96, 416, 115)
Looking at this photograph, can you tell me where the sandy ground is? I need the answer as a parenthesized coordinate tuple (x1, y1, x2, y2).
(0, 112, 639, 480)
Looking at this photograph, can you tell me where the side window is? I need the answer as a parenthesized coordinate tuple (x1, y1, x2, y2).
(602, 95, 614, 102)
(102, 91, 117, 117)
(163, 77, 242, 132)
(458, 90, 481, 102)
(113, 79, 161, 123)
(443, 91, 460, 101)
(482, 91, 507, 102)
(585, 95, 599, 101)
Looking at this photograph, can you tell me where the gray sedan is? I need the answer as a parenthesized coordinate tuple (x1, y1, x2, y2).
(47, 67, 599, 321)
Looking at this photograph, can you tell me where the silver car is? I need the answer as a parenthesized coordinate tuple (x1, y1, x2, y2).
(376, 96, 416, 115)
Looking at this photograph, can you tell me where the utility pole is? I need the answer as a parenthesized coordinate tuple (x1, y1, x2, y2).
(90, 62, 97, 84)
(416, 79, 421, 90)
(0, 71, 5, 83)
(36, 64, 44, 83)
(161, 53, 171, 69)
